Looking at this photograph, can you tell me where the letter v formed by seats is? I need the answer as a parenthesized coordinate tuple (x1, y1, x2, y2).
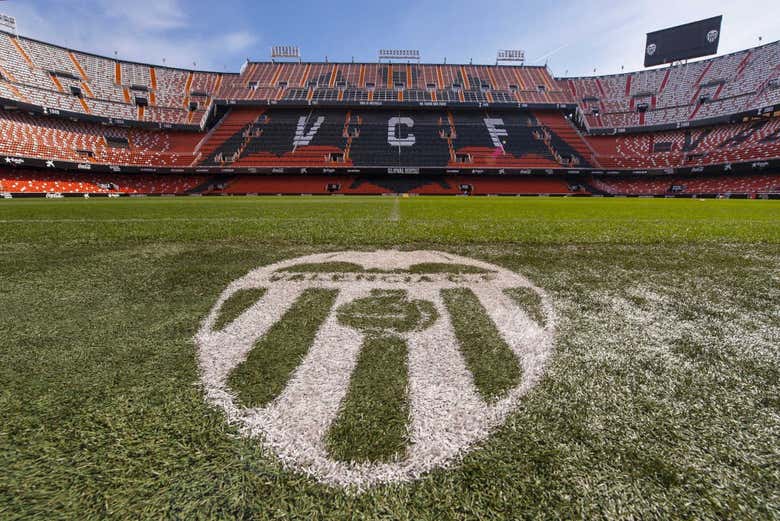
(293, 116, 325, 147)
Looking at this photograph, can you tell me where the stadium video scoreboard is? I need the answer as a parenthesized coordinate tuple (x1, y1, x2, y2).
(644, 16, 722, 67)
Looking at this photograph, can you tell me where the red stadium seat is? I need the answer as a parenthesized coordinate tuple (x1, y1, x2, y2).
(0, 31, 778, 195)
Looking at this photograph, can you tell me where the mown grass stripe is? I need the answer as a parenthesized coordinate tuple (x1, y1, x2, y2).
(505, 287, 546, 327)
(443, 288, 522, 402)
(213, 288, 267, 331)
(326, 334, 410, 463)
(228, 288, 338, 408)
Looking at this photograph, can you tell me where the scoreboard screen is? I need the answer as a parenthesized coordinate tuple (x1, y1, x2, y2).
(644, 16, 722, 67)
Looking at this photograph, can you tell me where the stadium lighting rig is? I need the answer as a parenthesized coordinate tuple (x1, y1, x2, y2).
(378, 50, 421, 62)
(271, 46, 301, 63)
(496, 50, 525, 65)
(0, 13, 17, 34)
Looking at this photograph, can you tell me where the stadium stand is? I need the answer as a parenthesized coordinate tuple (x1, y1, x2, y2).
(3, 169, 775, 197)
(587, 117, 780, 168)
(1, 103, 778, 172)
(0, 109, 201, 166)
(220, 63, 571, 106)
(565, 40, 780, 130)
(0, 169, 209, 194)
(196, 108, 591, 168)
(0, 31, 223, 126)
(0, 30, 577, 129)
(2, 28, 778, 134)
(0, 29, 779, 196)
(590, 174, 780, 195)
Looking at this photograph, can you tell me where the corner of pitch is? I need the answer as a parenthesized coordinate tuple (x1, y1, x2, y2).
(195, 250, 556, 488)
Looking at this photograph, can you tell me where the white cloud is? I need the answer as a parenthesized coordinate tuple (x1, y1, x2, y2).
(0, 0, 777, 75)
(96, 0, 189, 31)
(221, 31, 258, 53)
(541, 0, 779, 76)
(0, 0, 257, 70)
(393, 0, 779, 76)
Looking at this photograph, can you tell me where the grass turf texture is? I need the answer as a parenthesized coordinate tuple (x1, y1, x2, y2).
(227, 288, 338, 409)
(326, 290, 436, 463)
(443, 288, 522, 402)
(505, 287, 547, 327)
(0, 196, 778, 519)
(212, 288, 267, 331)
(326, 334, 410, 464)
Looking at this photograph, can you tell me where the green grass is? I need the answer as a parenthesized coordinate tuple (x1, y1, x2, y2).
(228, 288, 338, 408)
(326, 334, 410, 464)
(213, 288, 267, 331)
(505, 287, 547, 327)
(326, 290, 436, 463)
(0, 196, 777, 244)
(336, 289, 438, 335)
(443, 288, 522, 401)
(0, 196, 778, 519)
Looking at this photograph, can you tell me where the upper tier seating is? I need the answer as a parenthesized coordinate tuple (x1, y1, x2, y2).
(1, 29, 778, 131)
(0, 32, 222, 126)
(0, 33, 571, 127)
(565, 40, 780, 129)
(0, 109, 202, 166)
(220, 63, 571, 106)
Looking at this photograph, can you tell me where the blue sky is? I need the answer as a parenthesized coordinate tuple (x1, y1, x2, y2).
(1, 0, 778, 76)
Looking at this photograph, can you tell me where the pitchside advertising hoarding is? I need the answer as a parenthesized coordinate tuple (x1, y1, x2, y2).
(644, 16, 722, 67)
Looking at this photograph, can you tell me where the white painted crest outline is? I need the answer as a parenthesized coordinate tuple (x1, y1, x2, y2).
(196, 251, 556, 488)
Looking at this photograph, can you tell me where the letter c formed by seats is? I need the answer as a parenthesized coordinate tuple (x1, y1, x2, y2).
(388, 117, 416, 147)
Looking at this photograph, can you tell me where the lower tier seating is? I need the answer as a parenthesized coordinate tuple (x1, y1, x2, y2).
(2, 106, 779, 172)
(215, 175, 585, 195)
(588, 118, 780, 168)
(3, 170, 776, 196)
(590, 174, 780, 195)
(0, 170, 208, 194)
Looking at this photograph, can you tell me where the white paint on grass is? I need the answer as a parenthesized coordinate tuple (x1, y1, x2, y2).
(389, 197, 401, 222)
(195, 251, 556, 488)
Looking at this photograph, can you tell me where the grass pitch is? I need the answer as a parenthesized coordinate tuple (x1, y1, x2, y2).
(0, 196, 778, 519)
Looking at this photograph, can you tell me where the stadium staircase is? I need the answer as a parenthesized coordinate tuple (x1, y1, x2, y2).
(578, 177, 610, 195)
(534, 111, 600, 167)
(9, 37, 35, 68)
(194, 107, 264, 164)
(186, 176, 233, 194)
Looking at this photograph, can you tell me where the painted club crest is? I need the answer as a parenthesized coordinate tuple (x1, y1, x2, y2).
(195, 251, 555, 487)
(646, 43, 657, 56)
(707, 30, 719, 43)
